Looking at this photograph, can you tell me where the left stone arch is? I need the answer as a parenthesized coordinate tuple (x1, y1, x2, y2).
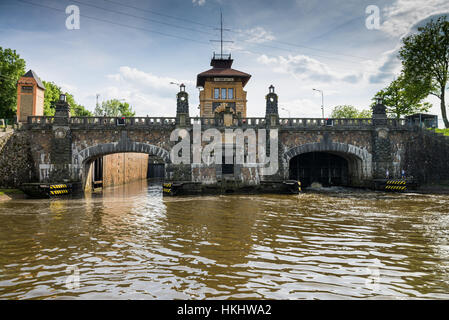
(75, 141, 171, 166)
(72, 141, 171, 187)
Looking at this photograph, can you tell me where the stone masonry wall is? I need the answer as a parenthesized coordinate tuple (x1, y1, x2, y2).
(403, 129, 449, 184)
(0, 131, 36, 188)
(4, 122, 448, 190)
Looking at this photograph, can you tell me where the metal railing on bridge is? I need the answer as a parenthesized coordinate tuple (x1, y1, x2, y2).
(27, 116, 177, 128)
(26, 116, 409, 129)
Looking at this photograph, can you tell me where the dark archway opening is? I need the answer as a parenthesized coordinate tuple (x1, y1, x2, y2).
(147, 156, 165, 180)
(289, 152, 349, 187)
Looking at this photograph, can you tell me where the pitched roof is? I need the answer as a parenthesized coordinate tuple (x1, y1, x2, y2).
(197, 67, 251, 88)
(22, 69, 45, 90)
(196, 57, 251, 88)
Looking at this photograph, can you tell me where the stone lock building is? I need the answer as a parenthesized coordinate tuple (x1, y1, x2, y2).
(197, 53, 251, 118)
(1, 55, 449, 196)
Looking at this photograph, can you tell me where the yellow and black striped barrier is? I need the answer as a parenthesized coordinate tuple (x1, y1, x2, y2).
(385, 180, 407, 192)
(49, 184, 70, 196)
(50, 184, 67, 190)
(50, 189, 69, 195)
(163, 183, 172, 195)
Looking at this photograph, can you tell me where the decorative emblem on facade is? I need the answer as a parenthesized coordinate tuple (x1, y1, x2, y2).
(54, 127, 67, 139)
(377, 128, 388, 139)
(214, 102, 233, 114)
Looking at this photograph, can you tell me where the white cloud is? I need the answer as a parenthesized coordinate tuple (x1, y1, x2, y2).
(107, 66, 193, 94)
(381, 0, 449, 37)
(192, 0, 206, 6)
(60, 83, 79, 95)
(101, 67, 195, 116)
(367, 45, 402, 84)
(282, 98, 323, 118)
(239, 27, 276, 44)
(257, 54, 361, 84)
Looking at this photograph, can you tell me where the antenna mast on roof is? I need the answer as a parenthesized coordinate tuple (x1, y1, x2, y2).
(210, 9, 233, 58)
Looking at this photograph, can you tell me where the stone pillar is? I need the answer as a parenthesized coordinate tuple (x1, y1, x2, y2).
(49, 94, 73, 182)
(176, 83, 189, 127)
(372, 98, 393, 179)
(265, 85, 279, 127)
(261, 85, 282, 181)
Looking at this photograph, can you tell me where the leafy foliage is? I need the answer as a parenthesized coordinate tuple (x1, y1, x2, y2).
(0, 47, 26, 119)
(94, 99, 135, 117)
(372, 74, 431, 119)
(42, 81, 92, 116)
(330, 105, 372, 118)
(435, 128, 449, 136)
(399, 16, 449, 127)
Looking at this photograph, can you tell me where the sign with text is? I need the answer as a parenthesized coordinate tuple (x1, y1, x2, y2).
(213, 77, 234, 82)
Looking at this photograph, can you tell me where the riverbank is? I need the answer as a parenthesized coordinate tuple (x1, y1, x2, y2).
(0, 188, 26, 201)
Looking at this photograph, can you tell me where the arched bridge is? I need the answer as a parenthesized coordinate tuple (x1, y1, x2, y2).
(0, 113, 446, 194)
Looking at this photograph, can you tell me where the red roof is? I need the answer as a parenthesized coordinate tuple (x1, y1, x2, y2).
(196, 58, 251, 88)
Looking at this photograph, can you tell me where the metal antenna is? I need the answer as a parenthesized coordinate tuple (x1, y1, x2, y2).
(210, 9, 233, 58)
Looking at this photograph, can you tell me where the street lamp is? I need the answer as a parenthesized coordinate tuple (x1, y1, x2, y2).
(280, 107, 291, 118)
(170, 81, 183, 91)
(312, 88, 324, 118)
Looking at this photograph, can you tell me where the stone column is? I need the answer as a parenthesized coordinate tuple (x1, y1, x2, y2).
(265, 85, 279, 128)
(261, 85, 282, 181)
(49, 94, 73, 182)
(176, 84, 189, 127)
(372, 98, 393, 179)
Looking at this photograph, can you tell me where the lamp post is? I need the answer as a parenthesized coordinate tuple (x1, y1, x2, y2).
(280, 107, 291, 118)
(170, 81, 182, 89)
(313, 88, 324, 118)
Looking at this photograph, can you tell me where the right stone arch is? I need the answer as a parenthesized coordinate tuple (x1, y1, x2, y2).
(283, 142, 373, 186)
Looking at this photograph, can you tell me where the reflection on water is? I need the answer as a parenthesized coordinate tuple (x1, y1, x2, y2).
(0, 180, 448, 299)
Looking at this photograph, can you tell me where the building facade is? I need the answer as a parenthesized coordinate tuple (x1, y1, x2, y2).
(197, 54, 251, 118)
(16, 70, 45, 123)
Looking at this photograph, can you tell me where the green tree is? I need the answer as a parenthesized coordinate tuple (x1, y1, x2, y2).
(42, 81, 60, 116)
(0, 47, 26, 118)
(42, 81, 92, 116)
(94, 99, 135, 117)
(372, 74, 431, 119)
(399, 16, 449, 127)
(330, 105, 372, 118)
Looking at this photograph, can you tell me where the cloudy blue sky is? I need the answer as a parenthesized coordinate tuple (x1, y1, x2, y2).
(0, 0, 448, 125)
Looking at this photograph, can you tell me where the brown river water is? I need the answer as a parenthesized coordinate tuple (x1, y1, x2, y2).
(0, 180, 448, 299)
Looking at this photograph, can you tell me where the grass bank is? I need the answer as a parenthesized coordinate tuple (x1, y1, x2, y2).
(435, 128, 449, 136)
(0, 188, 26, 201)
